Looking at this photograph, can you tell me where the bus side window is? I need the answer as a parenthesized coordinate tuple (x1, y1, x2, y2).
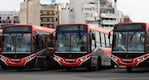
(35, 34, 41, 51)
(146, 32, 149, 52)
(100, 33, 105, 47)
(90, 32, 96, 50)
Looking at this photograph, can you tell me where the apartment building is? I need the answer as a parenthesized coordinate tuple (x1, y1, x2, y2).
(40, 4, 61, 28)
(20, 0, 40, 26)
(64, 0, 128, 30)
(20, 0, 61, 28)
(0, 11, 19, 28)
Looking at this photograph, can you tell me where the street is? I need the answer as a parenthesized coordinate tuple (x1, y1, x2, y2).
(0, 68, 149, 80)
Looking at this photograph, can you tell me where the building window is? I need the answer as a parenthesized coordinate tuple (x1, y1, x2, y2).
(49, 11, 54, 15)
(41, 11, 48, 16)
(49, 17, 54, 22)
(41, 18, 48, 22)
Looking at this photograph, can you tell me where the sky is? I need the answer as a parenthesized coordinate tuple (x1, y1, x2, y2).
(0, 0, 149, 22)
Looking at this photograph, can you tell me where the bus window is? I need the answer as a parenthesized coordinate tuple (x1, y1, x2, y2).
(90, 32, 96, 50)
(3, 33, 31, 52)
(56, 32, 87, 52)
(3, 34, 14, 52)
(128, 32, 144, 51)
(113, 32, 144, 52)
(100, 33, 105, 47)
(15, 33, 31, 52)
(113, 32, 126, 51)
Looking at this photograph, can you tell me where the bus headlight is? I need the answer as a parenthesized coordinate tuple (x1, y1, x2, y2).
(137, 58, 144, 62)
(80, 58, 83, 61)
(58, 58, 61, 61)
(114, 58, 118, 61)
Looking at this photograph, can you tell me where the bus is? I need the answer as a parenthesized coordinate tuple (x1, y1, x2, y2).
(109, 22, 149, 72)
(0, 24, 55, 70)
(52, 23, 112, 70)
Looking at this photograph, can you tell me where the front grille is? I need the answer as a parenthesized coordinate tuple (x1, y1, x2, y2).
(113, 53, 145, 58)
(55, 53, 87, 58)
(2, 54, 29, 58)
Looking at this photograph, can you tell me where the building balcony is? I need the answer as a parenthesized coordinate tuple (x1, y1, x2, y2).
(101, 13, 117, 18)
(40, 15, 56, 17)
(40, 21, 58, 24)
(102, 20, 117, 25)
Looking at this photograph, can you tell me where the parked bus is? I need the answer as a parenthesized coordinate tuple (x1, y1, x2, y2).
(52, 23, 112, 70)
(109, 22, 149, 72)
(0, 24, 55, 70)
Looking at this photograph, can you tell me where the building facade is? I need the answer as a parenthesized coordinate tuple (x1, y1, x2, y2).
(40, 4, 61, 28)
(20, 0, 61, 28)
(19, 0, 131, 29)
(0, 11, 19, 28)
(61, 0, 129, 30)
(19, 0, 41, 26)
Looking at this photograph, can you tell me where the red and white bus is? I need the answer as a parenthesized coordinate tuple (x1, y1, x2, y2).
(0, 24, 55, 70)
(110, 22, 149, 72)
(52, 23, 112, 70)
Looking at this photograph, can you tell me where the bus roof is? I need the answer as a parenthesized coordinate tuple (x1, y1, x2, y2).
(56, 23, 110, 34)
(57, 23, 88, 26)
(114, 22, 149, 31)
(115, 22, 148, 26)
(89, 24, 110, 34)
(4, 24, 55, 33)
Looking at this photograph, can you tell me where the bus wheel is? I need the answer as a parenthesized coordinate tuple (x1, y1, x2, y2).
(110, 60, 117, 69)
(93, 57, 101, 71)
(40, 60, 48, 70)
(96, 57, 101, 70)
(126, 67, 132, 72)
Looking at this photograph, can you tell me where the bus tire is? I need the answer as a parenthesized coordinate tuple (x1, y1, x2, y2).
(86, 59, 94, 71)
(40, 59, 48, 70)
(110, 60, 117, 69)
(96, 57, 101, 70)
(126, 67, 132, 72)
(87, 57, 101, 71)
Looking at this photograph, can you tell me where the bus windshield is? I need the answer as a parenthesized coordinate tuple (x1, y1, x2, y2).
(3, 33, 31, 53)
(113, 31, 144, 52)
(56, 32, 87, 52)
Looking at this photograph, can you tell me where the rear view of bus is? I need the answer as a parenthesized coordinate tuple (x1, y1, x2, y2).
(111, 22, 149, 72)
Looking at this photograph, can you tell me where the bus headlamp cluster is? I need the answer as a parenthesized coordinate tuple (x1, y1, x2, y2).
(54, 56, 63, 61)
(80, 58, 83, 61)
(111, 55, 119, 61)
(137, 57, 145, 62)
(77, 56, 87, 62)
